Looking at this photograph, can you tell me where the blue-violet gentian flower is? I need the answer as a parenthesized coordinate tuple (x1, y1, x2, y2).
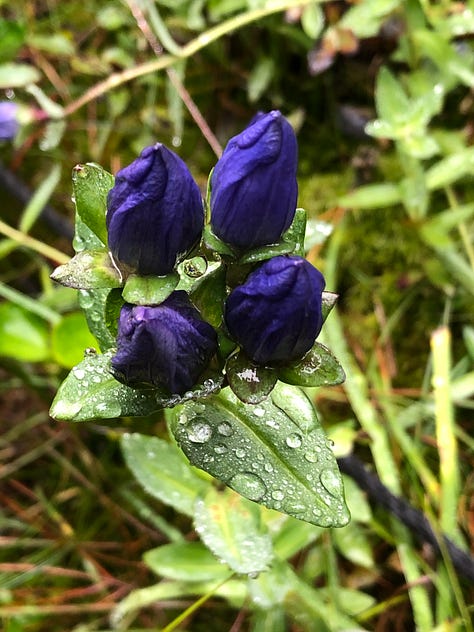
(224, 255, 325, 365)
(0, 102, 19, 140)
(107, 143, 204, 276)
(111, 291, 218, 394)
(210, 110, 298, 250)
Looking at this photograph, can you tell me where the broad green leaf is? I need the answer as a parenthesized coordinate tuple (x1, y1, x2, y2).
(332, 520, 374, 568)
(144, 542, 231, 581)
(49, 350, 163, 421)
(122, 272, 179, 305)
(27, 33, 75, 56)
(51, 312, 98, 368)
(0, 302, 49, 362)
(238, 240, 295, 265)
(193, 487, 273, 574)
(50, 250, 123, 290)
(72, 163, 114, 245)
(338, 183, 402, 209)
(121, 433, 208, 516)
(79, 288, 116, 352)
(189, 263, 226, 328)
(0, 62, 40, 88)
(425, 148, 474, 190)
(301, 3, 325, 40)
(278, 342, 345, 388)
(374, 67, 410, 124)
(248, 57, 275, 103)
(226, 352, 277, 404)
(170, 384, 350, 527)
(340, 0, 399, 38)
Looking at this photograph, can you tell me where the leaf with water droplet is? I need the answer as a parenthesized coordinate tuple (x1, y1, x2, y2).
(72, 163, 114, 245)
(50, 350, 164, 421)
(51, 351, 224, 422)
(193, 487, 273, 574)
(51, 249, 123, 290)
(277, 341, 345, 388)
(169, 383, 350, 527)
(144, 541, 232, 582)
(226, 351, 277, 404)
(121, 433, 208, 516)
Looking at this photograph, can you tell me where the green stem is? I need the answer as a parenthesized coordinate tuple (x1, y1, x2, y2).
(64, 0, 315, 116)
(0, 218, 69, 265)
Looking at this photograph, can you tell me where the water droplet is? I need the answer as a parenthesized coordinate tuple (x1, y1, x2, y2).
(253, 407, 265, 418)
(214, 444, 228, 454)
(217, 422, 233, 437)
(264, 463, 273, 473)
(286, 433, 302, 448)
(84, 347, 97, 356)
(187, 419, 212, 443)
(73, 369, 85, 380)
(271, 490, 284, 501)
(304, 449, 319, 463)
(172, 135, 182, 147)
(286, 432, 303, 448)
(320, 469, 343, 498)
(265, 418, 280, 430)
(234, 447, 246, 458)
(229, 472, 266, 501)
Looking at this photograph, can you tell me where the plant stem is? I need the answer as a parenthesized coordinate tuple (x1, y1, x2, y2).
(0, 218, 69, 264)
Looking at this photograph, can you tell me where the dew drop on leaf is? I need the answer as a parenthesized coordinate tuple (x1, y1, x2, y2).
(229, 472, 266, 501)
(286, 432, 303, 448)
(187, 419, 213, 443)
(320, 469, 343, 498)
(217, 422, 233, 437)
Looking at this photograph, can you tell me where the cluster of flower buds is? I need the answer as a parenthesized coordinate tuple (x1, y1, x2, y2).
(106, 110, 327, 397)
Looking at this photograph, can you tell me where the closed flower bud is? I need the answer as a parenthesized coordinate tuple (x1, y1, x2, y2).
(0, 102, 19, 140)
(107, 143, 204, 276)
(210, 110, 298, 250)
(224, 255, 325, 365)
(111, 291, 217, 394)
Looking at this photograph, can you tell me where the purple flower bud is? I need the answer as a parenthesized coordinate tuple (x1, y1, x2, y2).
(107, 144, 204, 276)
(224, 255, 325, 365)
(111, 291, 218, 395)
(0, 102, 19, 140)
(210, 110, 298, 250)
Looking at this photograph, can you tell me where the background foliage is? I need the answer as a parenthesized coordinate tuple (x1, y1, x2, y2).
(0, 0, 473, 630)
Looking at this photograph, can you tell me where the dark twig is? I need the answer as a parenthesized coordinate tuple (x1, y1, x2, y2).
(337, 453, 474, 583)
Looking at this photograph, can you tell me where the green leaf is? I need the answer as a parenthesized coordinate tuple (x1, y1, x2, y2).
(338, 183, 402, 209)
(79, 288, 116, 352)
(248, 57, 275, 103)
(144, 541, 231, 581)
(121, 433, 208, 516)
(49, 350, 163, 421)
(425, 148, 474, 190)
(50, 250, 123, 290)
(374, 67, 410, 124)
(278, 342, 345, 388)
(51, 312, 98, 368)
(226, 352, 278, 404)
(301, 3, 325, 40)
(332, 520, 374, 568)
(169, 384, 350, 527)
(0, 302, 49, 362)
(122, 272, 179, 305)
(0, 20, 26, 64)
(193, 487, 273, 574)
(0, 62, 40, 88)
(189, 263, 226, 328)
(202, 224, 234, 256)
(72, 163, 114, 245)
(237, 240, 295, 265)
